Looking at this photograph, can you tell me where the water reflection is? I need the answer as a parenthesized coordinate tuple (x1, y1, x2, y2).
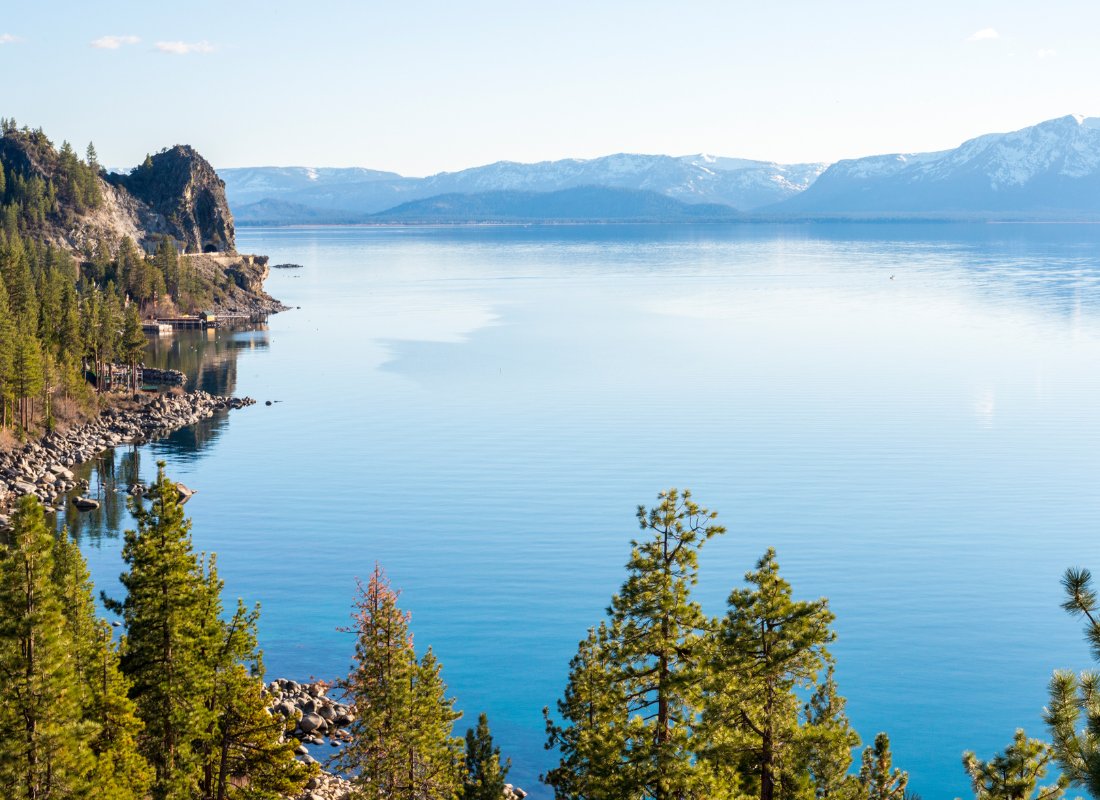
(144, 324, 270, 395)
(60, 323, 265, 545)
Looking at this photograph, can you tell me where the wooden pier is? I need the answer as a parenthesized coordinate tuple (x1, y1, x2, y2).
(155, 311, 219, 330)
(143, 321, 174, 334)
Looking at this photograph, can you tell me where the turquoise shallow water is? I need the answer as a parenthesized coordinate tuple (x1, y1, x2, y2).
(71, 223, 1100, 798)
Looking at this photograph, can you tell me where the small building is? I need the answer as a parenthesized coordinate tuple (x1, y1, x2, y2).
(199, 310, 218, 325)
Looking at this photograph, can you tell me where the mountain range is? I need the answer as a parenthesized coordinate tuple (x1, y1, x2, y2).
(222, 115, 1100, 224)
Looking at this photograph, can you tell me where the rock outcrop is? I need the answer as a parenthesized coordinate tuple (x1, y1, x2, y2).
(0, 130, 235, 255)
(107, 145, 236, 253)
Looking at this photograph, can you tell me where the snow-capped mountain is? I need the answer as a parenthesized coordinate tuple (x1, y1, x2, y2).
(221, 154, 826, 222)
(774, 115, 1100, 215)
(219, 166, 405, 207)
(223, 115, 1100, 223)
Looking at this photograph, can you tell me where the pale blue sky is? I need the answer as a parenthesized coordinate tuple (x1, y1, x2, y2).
(1, 1, 1097, 175)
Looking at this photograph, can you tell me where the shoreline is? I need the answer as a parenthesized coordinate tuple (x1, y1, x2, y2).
(0, 390, 255, 524)
(268, 679, 528, 800)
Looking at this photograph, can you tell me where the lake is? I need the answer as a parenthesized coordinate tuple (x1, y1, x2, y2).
(69, 223, 1100, 798)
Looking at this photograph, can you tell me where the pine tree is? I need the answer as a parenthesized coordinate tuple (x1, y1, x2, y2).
(410, 647, 464, 799)
(0, 496, 92, 799)
(95, 289, 119, 391)
(154, 237, 180, 300)
(619, 488, 727, 799)
(857, 734, 907, 800)
(106, 464, 214, 800)
(333, 564, 463, 800)
(544, 489, 725, 800)
(0, 278, 16, 427)
(11, 326, 43, 429)
(51, 527, 151, 800)
(959, 729, 1066, 800)
(1, 234, 39, 324)
(1044, 567, 1100, 795)
(194, 557, 312, 800)
(120, 303, 145, 392)
(801, 666, 860, 800)
(702, 548, 835, 800)
(543, 622, 630, 800)
(463, 713, 511, 800)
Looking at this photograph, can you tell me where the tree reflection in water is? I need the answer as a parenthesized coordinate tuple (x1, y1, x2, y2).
(59, 323, 269, 545)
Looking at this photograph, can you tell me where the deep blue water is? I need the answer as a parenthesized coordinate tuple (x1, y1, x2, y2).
(70, 223, 1100, 798)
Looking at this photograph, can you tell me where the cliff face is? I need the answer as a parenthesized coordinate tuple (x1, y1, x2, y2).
(107, 145, 236, 253)
(0, 131, 235, 254)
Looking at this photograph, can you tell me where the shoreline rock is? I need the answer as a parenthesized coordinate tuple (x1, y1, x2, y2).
(268, 679, 527, 800)
(0, 390, 255, 518)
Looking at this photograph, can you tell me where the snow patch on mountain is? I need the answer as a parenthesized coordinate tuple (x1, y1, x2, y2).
(776, 114, 1100, 214)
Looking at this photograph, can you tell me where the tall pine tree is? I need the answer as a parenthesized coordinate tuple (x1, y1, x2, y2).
(0, 496, 92, 799)
(544, 489, 725, 800)
(333, 564, 463, 800)
(106, 464, 215, 800)
(463, 713, 511, 800)
(51, 526, 151, 800)
(543, 622, 630, 800)
(701, 548, 835, 800)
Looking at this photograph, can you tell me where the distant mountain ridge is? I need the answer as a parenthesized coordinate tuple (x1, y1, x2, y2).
(371, 186, 741, 223)
(772, 114, 1100, 216)
(224, 115, 1100, 224)
(224, 154, 825, 223)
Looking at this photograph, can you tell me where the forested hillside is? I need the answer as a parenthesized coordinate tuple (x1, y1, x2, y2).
(0, 118, 277, 437)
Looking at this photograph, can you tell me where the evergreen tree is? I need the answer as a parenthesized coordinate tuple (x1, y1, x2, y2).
(959, 729, 1066, 800)
(194, 557, 312, 800)
(857, 734, 907, 800)
(120, 303, 145, 392)
(95, 289, 120, 391)
(544, 489, 725, 800)
(333, 564, 463, 800)
(2, 233, 39, 323)
(411, 647, 465, 799)
(543, 623, 630, 800)
(463, 713, 511, 800)
(702, 548, 835, 800)
(51, 527, 151, 800)
(11, 326, 43, 429)
(1045, 567, 1100, 795)
(0, 278, 16, 427)
(106, 464, 214, 800)
(154, 236, 181, 299)
(616, 488, 726, 800)
(802, 666, 860, 800)
(0, 496, 92, 799)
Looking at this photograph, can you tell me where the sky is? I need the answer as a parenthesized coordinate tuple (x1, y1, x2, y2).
(1, 0, 1098, 176)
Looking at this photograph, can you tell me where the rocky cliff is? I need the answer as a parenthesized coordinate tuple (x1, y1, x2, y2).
(107, 145, 236, 253)
(0, 129, 236, 254)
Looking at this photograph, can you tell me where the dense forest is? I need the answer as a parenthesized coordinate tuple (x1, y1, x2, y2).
(1, 483, 1094, 799)
(0, 119, 235, 436)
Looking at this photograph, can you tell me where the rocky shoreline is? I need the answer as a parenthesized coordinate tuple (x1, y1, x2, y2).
(267, 680, 527, 800)
(0, 390, 255, 523)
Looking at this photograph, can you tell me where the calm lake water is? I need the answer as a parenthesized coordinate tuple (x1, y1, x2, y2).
(69, 223, 1100, 798)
